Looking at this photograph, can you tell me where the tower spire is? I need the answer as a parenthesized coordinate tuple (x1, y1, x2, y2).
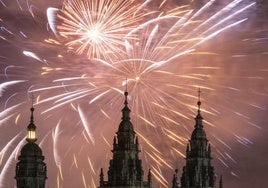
(179, 89, 216, 188)
(15, 98, 47, 188)
(124, 77, 128, 105)
(124, 89, 128, 107)
(197, 88, 201, 113)
(26, 95, 37, 142)
(99, 88, 150, 187)
(122, 78, 131, 121)
(30, 93, 35, 125)
(195, 88, 203, 128)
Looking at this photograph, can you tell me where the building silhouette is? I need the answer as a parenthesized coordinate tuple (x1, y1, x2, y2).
(13, 90, 224, 188)
(99, 90, 151, 188)
(15, 106, 47, 188)
(172, 90, 223, 188)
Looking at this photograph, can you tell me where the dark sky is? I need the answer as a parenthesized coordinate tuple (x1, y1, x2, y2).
(0, 0, 268, 188)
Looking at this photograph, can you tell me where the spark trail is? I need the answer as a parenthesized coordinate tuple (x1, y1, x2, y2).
(0, 0, 267, 188)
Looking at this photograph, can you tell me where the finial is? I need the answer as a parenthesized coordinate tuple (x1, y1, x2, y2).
(121, 77, 131, 120)
(113, 136, 116, 146)
(100, 168, 104, 176)
(100, 168, 104, 185)
(27, 93, 37, 143)
(197, 88, 201, 112)
(30, 93, 35, 124)
(124, 91, 128, 105)
(124, 77, 128, 106)
(194, 88, 203, 129)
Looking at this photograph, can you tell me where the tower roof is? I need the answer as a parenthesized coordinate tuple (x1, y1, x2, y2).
(20, 106, 43, 157)
(191, 88, 206, 140)
(118, 91, 134, 132)
(191, 127, 207, 140)
(20, 142, 43, 157)
(180, 89, 216, 188)
(100, 88, 151, 187)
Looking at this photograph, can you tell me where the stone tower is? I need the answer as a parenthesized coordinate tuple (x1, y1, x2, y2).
(99, 91, 151, 188)
(176, 90, 222, 188)
(15, 106, 47, 188)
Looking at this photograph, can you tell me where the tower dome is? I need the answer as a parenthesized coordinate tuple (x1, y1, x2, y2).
(20, 142, 43, 158)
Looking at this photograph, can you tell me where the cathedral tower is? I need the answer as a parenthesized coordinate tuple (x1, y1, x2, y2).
(15, 106, 47, 188)
(99, 91, 151, 188)
(177, 89, 221, 188)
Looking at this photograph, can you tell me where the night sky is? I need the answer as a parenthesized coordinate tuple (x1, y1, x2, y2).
(0, 0, 268, 188)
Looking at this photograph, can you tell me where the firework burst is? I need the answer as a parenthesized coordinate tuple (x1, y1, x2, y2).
(0, 0, 267, 188)
(47, 0, 146, 61)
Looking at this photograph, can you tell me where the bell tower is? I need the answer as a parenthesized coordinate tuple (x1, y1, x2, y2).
(15, 106, 47, 188)
(99, 90, 151, 188)
(179, 89, 219, 188)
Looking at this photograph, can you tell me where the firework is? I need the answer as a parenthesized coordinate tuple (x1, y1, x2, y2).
(47, 0, 146, 61)
(0, 0, 267, 188)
